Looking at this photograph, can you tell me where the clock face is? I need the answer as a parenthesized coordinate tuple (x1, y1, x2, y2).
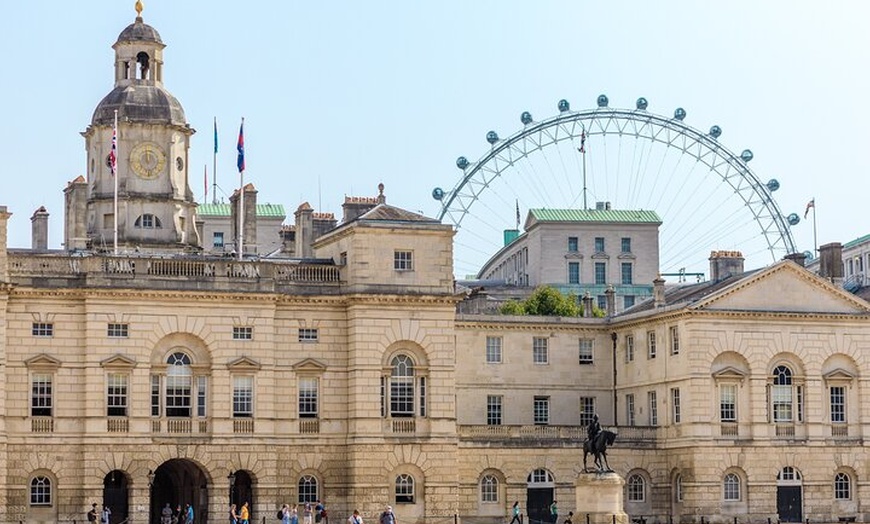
(130, 142, 167, 180)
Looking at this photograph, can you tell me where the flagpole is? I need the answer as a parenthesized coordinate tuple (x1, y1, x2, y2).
(238, 117, 245, 261)
(812, 199, 818, 256)
(213, 117, 218, 205)
(578, 129, 588, 210)
(113, 109, 119, 255)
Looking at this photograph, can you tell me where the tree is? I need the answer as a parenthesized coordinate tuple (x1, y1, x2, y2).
(499, 286, 582, 317)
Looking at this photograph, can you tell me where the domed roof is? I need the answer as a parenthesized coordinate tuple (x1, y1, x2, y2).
(92, 85, 186, 126)
(116, 17, 163, 44)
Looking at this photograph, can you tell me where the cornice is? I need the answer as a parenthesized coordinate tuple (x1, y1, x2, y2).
(343, 293, 459, 307)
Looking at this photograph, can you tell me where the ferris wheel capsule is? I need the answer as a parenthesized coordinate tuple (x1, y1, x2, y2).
(709, 125, 722, 138)
(432, 187, 445, 200)
(674, 107, 687, 120)
(558, 100, 570, 112)
(787, 213, 800, 226)
(486, 131, 499, 144)
(766, 179, 780, 192)
(636, 97, 648, 110)
(741, 150, 754, 162)
(597, 94, 609, 107)
(521, 111, 533, 125)
(456, 156, 469, 170)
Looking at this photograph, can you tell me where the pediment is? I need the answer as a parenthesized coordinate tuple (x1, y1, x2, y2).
(292, 358, 327, 373)
(822, 368, 856, 381)
(226, 356, 261, 371)
(691, 261, 870, 314)
(712, 366, 747, 380)
(25, 354, 61, 369)
(100, 354, 137, 369)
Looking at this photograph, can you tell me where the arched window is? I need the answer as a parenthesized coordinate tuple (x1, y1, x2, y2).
(834, 472, 851, 500)
(723, 473, 741, 501)
(391, 356, 415, 417)
(527, 469, 554, 487)
(395, 474, 415, 503)
(298, 475, 318, 503)
(772, 365, 794, 422)
(480, 475, 499, 503)
(166, 352, 192, 417)
(627, 474, 645, 502)
(674, 474, 683, 503)
(134, 214, 162, 229)
(30, 476, 51, 506)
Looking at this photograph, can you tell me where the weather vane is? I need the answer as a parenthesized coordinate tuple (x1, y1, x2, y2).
(135, 0, 144, 18)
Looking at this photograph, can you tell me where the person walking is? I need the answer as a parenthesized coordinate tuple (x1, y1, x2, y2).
(348, 509, 364, 524)
(379, 505, 397, 524)
(229, 503, 239, 524)
(303, 502, 313, 524)
(186, 503, 195, 524)
(509, 501, 522, 524)
(549, 501, 558, 524)
(101, 504, 112, 524)
(563, 511, 574, 524)
(87, 503, 99, 524)
(240, 501, 250, 524)
(281, 504, 292, 524)
(161, 503, 173, 524)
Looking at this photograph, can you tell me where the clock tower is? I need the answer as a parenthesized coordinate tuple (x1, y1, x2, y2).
(74, 1, 199, 252)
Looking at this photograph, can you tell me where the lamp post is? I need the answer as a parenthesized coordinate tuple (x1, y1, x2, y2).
(228, 471, 236, 508)
(147, 470, 156, 524)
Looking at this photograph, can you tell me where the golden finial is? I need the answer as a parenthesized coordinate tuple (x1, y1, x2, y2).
(135, 0, 144, 18)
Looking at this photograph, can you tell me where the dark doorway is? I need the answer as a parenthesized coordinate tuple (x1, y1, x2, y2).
(151, 459, 210, 524)
(231, 470, 255, 515)
(777, 486, 802, 522)
(103, 470, 129, 524)
(526, 488, 554, 524)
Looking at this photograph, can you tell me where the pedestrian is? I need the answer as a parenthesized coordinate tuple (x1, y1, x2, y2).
(290, 504, 299, 524)
(564, 512, 573, 524)
(186, 503, 195, 524)
(281, 504, 291, 524)
(315, 501, 323, 524)
(379, 505, 397, 524)
(174, 504, 182, 524)
(161, 503, 173, 524)
(229, 503, 239, 524)
(509, 501, 522, 524)
(303, 502, 313, 524)
(348, 509, 364, 524)
(87, 503, 98, 523)
(320, 501, 329, 524)
(549, 501, 558, 524)
(101, 504, 112, 524)
(240, 501, 250, 524)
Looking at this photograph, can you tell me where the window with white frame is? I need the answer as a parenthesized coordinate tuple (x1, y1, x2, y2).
(480, 475, 499, 503)
(771, 365, 796, 423)
(580, 397, 595, 426)
(669, 326, 680, 355)
(31, 373, 53, 417)
(579, 339, 594, 364)
(384, 354, 427, 418)
(834, 472, 851, 500)
(107, 373, 128, 417)
(533, 396, 550, 426)
(232, 326, 253, 340)
(648, 390, 658, 426)
(298, 475, 318, 503)
(625, 335, 634, 362)
(723, 473, 741, 501)
(107, 323, 129, 338)
(135, 213, 162, 228)
(30, 476, 51, 506)
(165, 352, 193, 417)
(720, 384, 737, 422)
(394, 250, 413, 271)
(671, 388, 681, 424)
(647, 331, 657, 359)
(532, 337, 548, 364)
(298, 328, 319, 342)
(151, 375, 161, 417)
(830, 385, 846, 424)
(395, 474, 415, 503)
(197, 376, 207, 417)
(626, 394, 636, 426)
(486, 395, 502, 426)
(299, 377, 319, 418)
(486, 336, 502, 364)
(32, 322, 53, 337)
(627, 474, 645, 502)
(232, 376, 254, 418)
(675, 474, 683, 503)
(213, 231, 224, 248)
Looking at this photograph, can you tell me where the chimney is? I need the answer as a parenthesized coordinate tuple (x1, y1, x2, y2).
(819, 242, 844, 284)
(783, 252, 807, 267)
(0, 206, 11, 282)
(709, 250, 745, 282)
(63, 176, 88, 251)
(294, 203, 314, 259)
(605, 284, 615, 316)
(31, 206, 49, 252)
(653, 276, 666, 308)
(582, 291, 594, 318)
(230, 184, 258, 255)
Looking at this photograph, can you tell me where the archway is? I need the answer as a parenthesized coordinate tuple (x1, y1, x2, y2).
(231, 470, 255, 516)
(103, 470, 129, 524)
(776, 466, 802, 522)
(526, 469, 555, 524)
(151, 459, 210, 524)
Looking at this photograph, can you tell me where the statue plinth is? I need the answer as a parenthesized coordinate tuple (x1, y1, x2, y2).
(575, 472, 629, 524)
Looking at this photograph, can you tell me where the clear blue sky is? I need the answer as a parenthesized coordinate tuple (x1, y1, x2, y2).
(2, 1, 868, 278)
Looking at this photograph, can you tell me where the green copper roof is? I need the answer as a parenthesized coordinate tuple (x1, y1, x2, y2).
(530, 208, 661, 224)
(198, 203, 286, 218)
(844, 233, 870, 249)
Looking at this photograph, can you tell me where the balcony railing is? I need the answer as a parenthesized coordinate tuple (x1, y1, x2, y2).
(107, 417, 129, 433)
(233, 419, 254, 434)
(832, 424, 849, 438)
(392, 419, 416, 434)
(720, 423, 738, 437)
(299, 419, 320, 434)
(31, 417, 54, 433)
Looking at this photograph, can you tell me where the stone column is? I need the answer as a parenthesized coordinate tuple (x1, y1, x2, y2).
(0, 206, 11, 282)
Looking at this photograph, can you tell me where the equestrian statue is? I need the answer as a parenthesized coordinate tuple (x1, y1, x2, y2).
(582, 414, 617, 473)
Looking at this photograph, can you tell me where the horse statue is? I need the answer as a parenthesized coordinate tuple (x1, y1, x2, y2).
(583, 429, 617, 472)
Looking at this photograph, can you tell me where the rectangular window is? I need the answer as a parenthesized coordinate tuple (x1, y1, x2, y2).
(232, 326, 253, 340)
(107, 323, 129, 338)
(213, 231, 224, 248)
(232, 376, 254, 418)
(299, 377, 319, 418)
(594, 237, 605, 253)
(568, 261, 580, 284)
(568, 236, 579, 252)
(626, 393, 636, 426)
(772, 384, 793, 422)
(394, 250, 414, 271)
(485, 336, 502, 363)
(166, 373, 191, 418)
(533, 396, 550, 426)
(597, 295, 607, 311)
(31, 373, 53, 417)
(625, 335, 635, 362)
(487, 395, 502, 426)
(580, 397, 596, 426)
(594, 262, 606, 284)
(647, 331, 657, 359)
(391, 376, 414, 417)
(197, 376, 207, 418)
(106, 373, 128, 417)
(671, 388, 681, 424)
(621, 237, 631, 253)
(621, 262, 633, 285)
(830, 386, 845, 423)
(648, 390, 658, 426)
(298, 328, 319, 342)
(720, 384, 737, 422)
(624, 295, 636, 309)
(32, 322, 53, 337)
(151, 375, 161, 417)
(340, 251, 348, 266)
(670, 326, 680, 355)
(532, 337, 549, 364)
(419, 376, 427, 417)
(578, 339, 594, 364)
